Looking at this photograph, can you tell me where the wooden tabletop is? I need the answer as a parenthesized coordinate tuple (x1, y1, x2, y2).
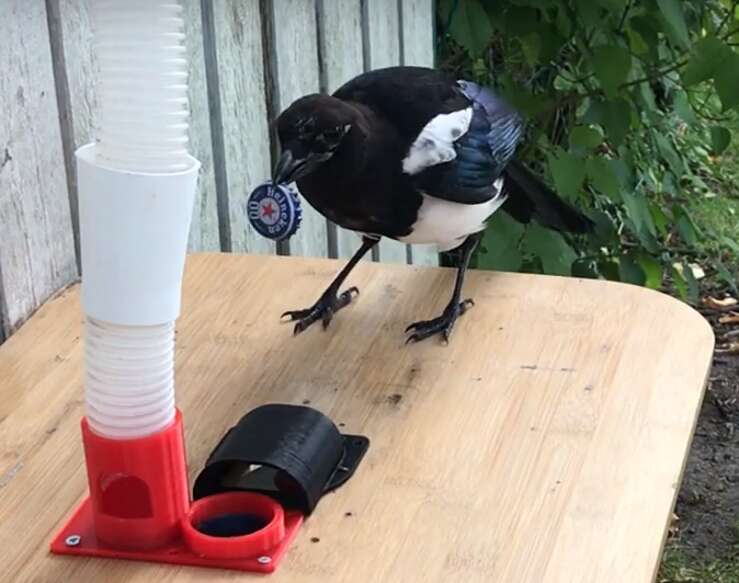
(0, 253, 713, 583)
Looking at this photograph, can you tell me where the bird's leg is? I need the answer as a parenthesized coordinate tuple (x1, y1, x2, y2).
(282, 237, 379, 335)
(406, 232, 482, 344)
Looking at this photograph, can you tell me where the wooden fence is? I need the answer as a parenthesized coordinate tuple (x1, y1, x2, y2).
(0, 0, 437, 341)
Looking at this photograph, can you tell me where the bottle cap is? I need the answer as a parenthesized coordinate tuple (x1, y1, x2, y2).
(246, 181, 302, 241)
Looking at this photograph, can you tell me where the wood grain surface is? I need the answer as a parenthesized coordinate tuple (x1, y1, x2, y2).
(0, 253, 713, 582)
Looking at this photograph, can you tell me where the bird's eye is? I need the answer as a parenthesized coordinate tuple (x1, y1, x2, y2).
(324, 127, 342, 141)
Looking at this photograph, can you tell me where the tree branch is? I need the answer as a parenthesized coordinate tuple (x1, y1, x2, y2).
(718, 1, 738, 35)
(619, 60, 687, 89)
(617, 0, 633, 31)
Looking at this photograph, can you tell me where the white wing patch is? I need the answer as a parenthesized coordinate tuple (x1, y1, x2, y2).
(402, 107, 473, 175)
(398, 178, 506, 251)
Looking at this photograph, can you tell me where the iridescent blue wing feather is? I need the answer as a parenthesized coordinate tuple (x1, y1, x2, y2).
(414, 81, 524, 204)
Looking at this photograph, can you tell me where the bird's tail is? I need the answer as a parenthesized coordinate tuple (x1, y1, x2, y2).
(502, 159, 594, 234)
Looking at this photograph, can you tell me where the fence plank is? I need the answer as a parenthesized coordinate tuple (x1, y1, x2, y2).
(400, 0, 435, 67)
(56, 0, 220, 252)
(316, 0, 365, 260)
(400, 0, 439, 266)
(0, 1, 78, 338)
(205, 0, 274, 255)
(181, 0, 220, 251)
(362, 0, 410, 264)
(269, 0, 329, 258)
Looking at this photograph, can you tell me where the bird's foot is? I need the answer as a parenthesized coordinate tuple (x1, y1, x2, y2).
(281, 287, 360, 335)
(405, 299, 474, 344)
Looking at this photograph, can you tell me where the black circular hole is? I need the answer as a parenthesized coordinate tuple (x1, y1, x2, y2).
(196, 513, 269, 538)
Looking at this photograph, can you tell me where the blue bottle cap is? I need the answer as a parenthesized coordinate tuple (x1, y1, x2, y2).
(246, 181, 302, 241)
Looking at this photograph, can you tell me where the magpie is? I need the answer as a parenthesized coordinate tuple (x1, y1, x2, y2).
(272, 66, 593, 344)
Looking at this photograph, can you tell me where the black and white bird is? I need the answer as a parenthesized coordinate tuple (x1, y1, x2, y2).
(273, 66, 593, 343)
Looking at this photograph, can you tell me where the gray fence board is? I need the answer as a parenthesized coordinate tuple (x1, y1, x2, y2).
(316, 0, 366, 260)
(205, 0, 274, 255)
(400, 0, 438, 266)
(362, 0, 409, 264)
(0, 1, 78, 338)
(182, 0, 220, 251)
(271, 0, 329, 258)
(56, 0, 220, 253)
(401, 0, 435, 67)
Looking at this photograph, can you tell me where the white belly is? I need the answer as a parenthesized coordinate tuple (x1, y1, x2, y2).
(398, 181, 506, 251)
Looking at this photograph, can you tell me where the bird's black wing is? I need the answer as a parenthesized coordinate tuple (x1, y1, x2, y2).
(412, 80, 524, 204)
(334, 67, 523, 205)
(332, 66, 468, 139)
(334, 67, 593, 233)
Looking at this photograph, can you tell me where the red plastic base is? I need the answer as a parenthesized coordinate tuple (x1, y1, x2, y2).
(49, 413, 303, 573)
(50, 497, 303, 573)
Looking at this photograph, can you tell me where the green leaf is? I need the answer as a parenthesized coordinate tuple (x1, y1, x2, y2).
(636, 253, 663, 289)
(623, 191, 657, 239)
(548, 150, 586, 200)
(683, 261, 700, 304)
(650, 203, 670, 236)
(715, 52, 739, 111)
(520, 33, 541, 66)
(627, 29, 649, 55)
(673, 90, 697, 125)
(589, 209, 619, 245)
(571, 258, 600, 279)
(500, 6, 541, 36)
(676, 212, 698, 246)
(671, 264, 688, 301)
(598, 259, 621, 281)
(586, 99, 632, 147)
(554, 4, 572, 37)
(722, 235, 739, 256)
(538, 28, 567, 61)
(619, 254, 646, 285)
(662, 171, 679, 196)
(682, 37, 733, 86)
(586, 157, 621, 201)
(500, 85, 551, 117)
(596, 0, 626, 9)
(574, 0, 602, 29)
(591, 46, 632, 97)
(611, 157, 635, 190)
(656, 0, 690, 48)
(715, 260, 739, 295)
(631, 16, 660, 59)
(710, 126, 732, 155)
(654, 133, 684, 176)
(638, 81, 658, 115)
(445, 0, 493, 57)
(522, 224, 577, 276)
(478, 212, 524, 272)
(570, 126, 603, 150)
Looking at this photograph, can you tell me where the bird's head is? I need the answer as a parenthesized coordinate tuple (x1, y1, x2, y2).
(273, 94, 354, 185)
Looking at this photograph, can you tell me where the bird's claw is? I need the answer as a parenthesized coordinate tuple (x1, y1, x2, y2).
(281, 287, 360, 335)
(405, 299, 474, 344)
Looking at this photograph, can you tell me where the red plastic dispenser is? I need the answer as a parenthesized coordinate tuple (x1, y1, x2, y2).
(51, 405, 368, 573)
(50, 2, 368, 573)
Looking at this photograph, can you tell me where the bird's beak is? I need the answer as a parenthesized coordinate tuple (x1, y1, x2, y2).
(272, 149, 329, 185)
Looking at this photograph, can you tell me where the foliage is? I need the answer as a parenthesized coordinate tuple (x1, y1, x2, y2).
(437, 0, 739, 301)
(659, 547, 739, 582)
